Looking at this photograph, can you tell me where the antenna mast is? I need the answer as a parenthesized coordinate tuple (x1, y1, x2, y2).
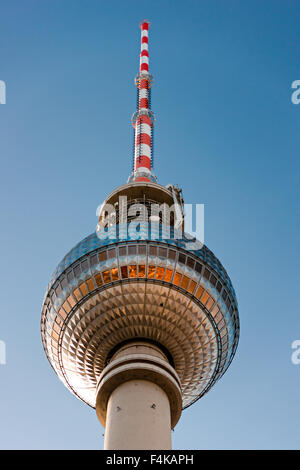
(128, 20, 156, 183)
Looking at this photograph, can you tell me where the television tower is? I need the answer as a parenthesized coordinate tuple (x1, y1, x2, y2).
(41, 21, 239, 450)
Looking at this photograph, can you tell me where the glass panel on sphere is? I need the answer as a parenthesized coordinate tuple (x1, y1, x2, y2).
(53, 323, 60, 335)
(148, 265, 156, 278)
(55, 285, 62, 297)
(102, 270, 111, 283)
(58, 308, 67, 320)
(119, 246, 126, 256)
(195, 262, 202, 274)
(99, 251, 107, 262)
(216, 281, 222, 292)
(149, 245, 157, 256)
(86, 278, 94, 291)
(195, 286, 204, 299)
(108, 248, 116, 259)
(156, 266, 164, 280)
(61, 276, 68, 289)
(94, 273, 103, 286)
(206, 297, 214, 311)
(90, 254, 98, 266)
(128, 245, 136, 255)
(181, 275, 189, 289)
(138, 265, 145, 277)
(178, 253, 186, 265)
(158, 247, 167, 258)
(62, 301, 71, 314)
(121, 266, 128, 278)
(164, 269, 173, 282)
(73, 288, 82, 301)
(81, 259, 89, 271)
(129, 265, 137, 277)
(211, 305, 219, 317)
(67, 295, 76, 308)
(201, 290, 210, 305)
(111, 267, 119, 280)
(188, 280, 197, 294)
(79, 282, 88, 297)
(74, 264, 81, 276)
(138, 245, 146, 254)
(51, 331, 59, 341)
(55, 315, 63, 327)
(203, 268, 210, 280)
(173, 272, 182, 286)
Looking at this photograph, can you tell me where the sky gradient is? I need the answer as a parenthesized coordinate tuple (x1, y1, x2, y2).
(0, 0, 299, 449)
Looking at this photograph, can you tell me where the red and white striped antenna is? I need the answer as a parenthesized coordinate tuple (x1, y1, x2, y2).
(128, 20, 156, 183)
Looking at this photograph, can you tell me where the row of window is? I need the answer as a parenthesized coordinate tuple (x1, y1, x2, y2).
(50, 242, 236, 316)
(49, 231, 235, 302)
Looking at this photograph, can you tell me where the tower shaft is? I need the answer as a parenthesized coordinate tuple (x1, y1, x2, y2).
(96, 341, 181, 450)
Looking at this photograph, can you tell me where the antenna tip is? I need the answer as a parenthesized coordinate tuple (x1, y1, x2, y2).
(140, 20, 150, 29)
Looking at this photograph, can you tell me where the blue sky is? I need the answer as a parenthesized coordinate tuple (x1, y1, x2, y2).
(0, 0, 299, 449)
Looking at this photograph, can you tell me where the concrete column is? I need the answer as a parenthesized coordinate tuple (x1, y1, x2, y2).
(104, 379, 171, 449)
(96, 341, 182, 450)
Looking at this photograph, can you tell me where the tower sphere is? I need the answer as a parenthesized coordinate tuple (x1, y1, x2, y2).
(41, 181, 239, 412)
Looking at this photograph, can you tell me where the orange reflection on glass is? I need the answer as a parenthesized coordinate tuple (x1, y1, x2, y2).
(173, 272, 182, 286)
(111, 267, 119, 281)
(129, 265, 137, 277)
(148, 265, 156, 278)
(62, 301, 71, 314)
(79, 282, 88, 297)
(156, 266, 164, 280)
(138, 265, 145, 277)
(86, 278, 95, 291)
(51, 330, 59, 341)
(58, 308, 67, 320)
(102, 270, 111, 283)
(94, 273, 103, 286)
(73, 288, 82, 301)
(164, 269, 173, 282)
(188, 280, 197, 294)
(181, 275, 190, 290)
(206, 297, 214, 311)
(195, 286, 204, 299)
(67, 294, 76, 308)
(201, 290, 210, 305)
